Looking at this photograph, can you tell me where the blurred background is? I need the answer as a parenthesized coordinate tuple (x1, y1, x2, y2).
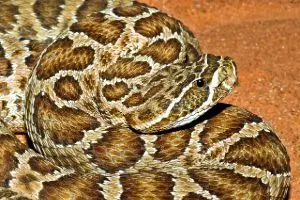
(140, 0, 300, 199)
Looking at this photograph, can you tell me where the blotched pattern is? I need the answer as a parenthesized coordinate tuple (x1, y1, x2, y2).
(36, 38, 95, 80)
(33, 93, 100, 145)
(0, 0, 290, 199)
(71, 13, 126, 45)
(0, 44, 12, 77)
(33, 0, 65, 29)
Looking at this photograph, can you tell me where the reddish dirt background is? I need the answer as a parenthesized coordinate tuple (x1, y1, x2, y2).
(139, 0, 300, 199)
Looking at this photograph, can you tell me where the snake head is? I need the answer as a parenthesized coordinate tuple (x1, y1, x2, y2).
(125, 54, 237, 133)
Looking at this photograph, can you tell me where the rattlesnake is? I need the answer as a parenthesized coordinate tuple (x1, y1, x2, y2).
(0, 0, 290, 199)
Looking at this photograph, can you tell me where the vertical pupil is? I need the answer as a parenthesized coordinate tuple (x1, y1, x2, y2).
(196, 79, 204, 87)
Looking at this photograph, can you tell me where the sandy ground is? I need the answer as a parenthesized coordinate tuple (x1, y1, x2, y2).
(139, 0, 300, 199)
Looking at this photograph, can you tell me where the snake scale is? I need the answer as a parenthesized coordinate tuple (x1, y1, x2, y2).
(0, 0, 290, 199)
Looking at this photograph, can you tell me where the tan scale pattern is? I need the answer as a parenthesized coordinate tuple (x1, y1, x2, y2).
(33, 0, 65, 29)
(0, 0, 291, 199)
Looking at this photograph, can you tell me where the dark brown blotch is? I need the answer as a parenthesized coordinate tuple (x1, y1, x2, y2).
(87, 127, 145, 173)
(33, 93, 100, 145)
(0, 2, 19, 33)
(123, 83, 164, 108)
(184, 43, 200, 64)
(0, 188, 20, 199)
(99, 51, 112, 66)
(39, 174, 105, 200)
(71, 13, 126, 45)
(14, 99, 23, 112)
(143, 83, 164, 101)
(28, 156, 58, 175)
(120, 172, 174, 200)
(149, 73, 166, 83)
(76, 0, 108, 21)
(0, 82, 10, 95)
(137, 108, 157, 122)
(138, 38, 181, 64)
(123, 92, 144, 107)
(125, 97, 173, 131)
(223, 130, 290, 174)
(113, 4, 147, 17)
(18, 24, 38, 39)
(200, 105, 262, 152)
(170, 73, 196, 97)
(0, 44, 12, 77)
(54, 76, 83, 101)
(33, 0, 64, 29)
(134, 12, 182, 38)
(189, 168, 268, 200)
(0, 134, 27, 187)
(18, 77, 28, 91)
(182, 193, 208, 200)
(19, 174, 38, 184)
(25, 39, 52, 71)
(82, 72, 97, 92)
(154, 128, 192, 161)
(100, 58, 151, 80)
(17, 173, 40, 194)
(0, 101, 8, 111)
(36, 37, 95, 80)
(102, 81, 130, 101)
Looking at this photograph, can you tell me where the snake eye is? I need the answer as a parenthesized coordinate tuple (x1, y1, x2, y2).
(196, 79, 205, 87)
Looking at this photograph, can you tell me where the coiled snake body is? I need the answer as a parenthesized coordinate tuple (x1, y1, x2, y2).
(0, 0, 290, 199)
